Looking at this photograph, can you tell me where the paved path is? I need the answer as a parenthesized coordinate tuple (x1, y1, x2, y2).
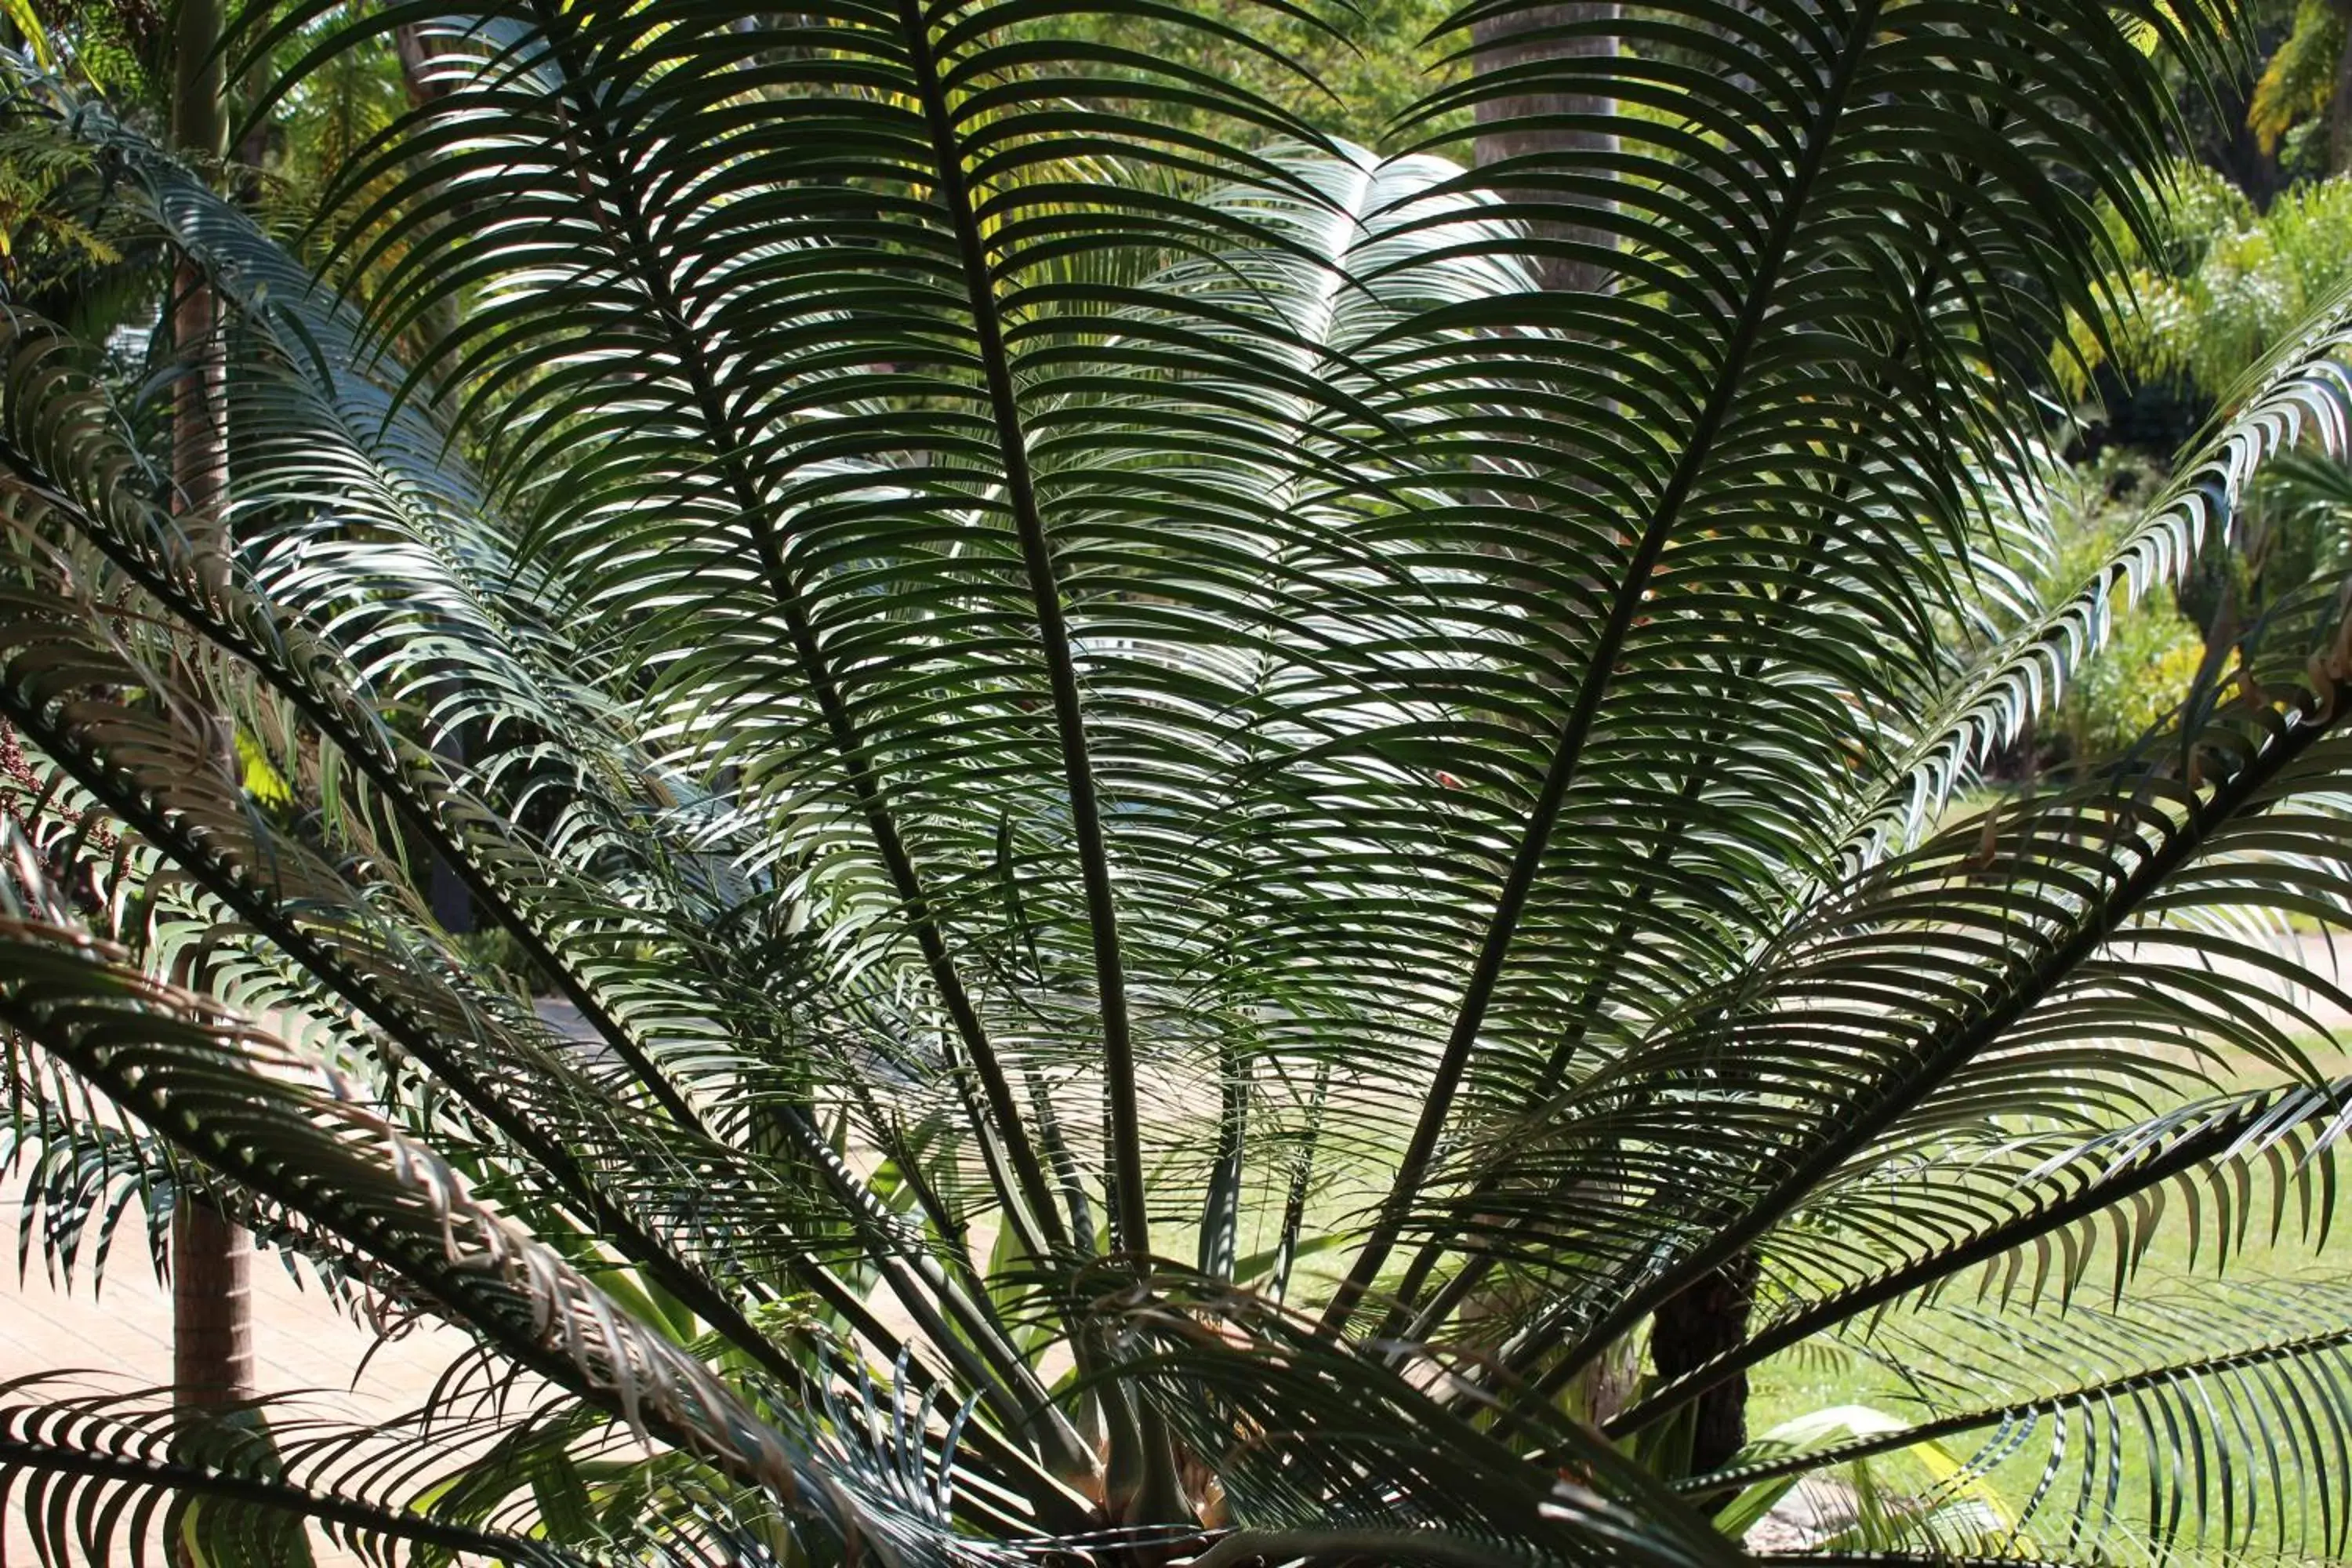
(0, 1195, 476, 1566)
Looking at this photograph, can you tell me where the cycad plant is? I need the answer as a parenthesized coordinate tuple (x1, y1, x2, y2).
(8, 2, 2352, 1564)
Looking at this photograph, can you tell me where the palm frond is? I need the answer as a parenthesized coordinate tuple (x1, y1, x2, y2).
(0, 916, 806, 1494)
(1, 1117, 170, 1294)
(1695, 1282, 2352, 1566)
(7, 0, 2352, 1558)
(1611, 1073, 2352, 1441)
(1451, 565, 2352, 1403)
(0, 1377, 579, 1568)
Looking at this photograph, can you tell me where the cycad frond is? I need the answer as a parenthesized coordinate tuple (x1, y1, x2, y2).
(0, 1377, 578, 1568)
(1611, 1073, 2352, 1441)
(1699, 1282, 2352, 1566)
(6, 0, 2352, 1561)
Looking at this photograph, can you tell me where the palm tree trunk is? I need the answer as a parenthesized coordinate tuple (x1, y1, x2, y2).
(171, 1198, 254, 1404)
(169, 1188, 256, 1567)
(1472, 2, 1621, 295)
(166, 0, 254, 1503)
(171, 260, 229, 582)
(171, 0, 228, 574)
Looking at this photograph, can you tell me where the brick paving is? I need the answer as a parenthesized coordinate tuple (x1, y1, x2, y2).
(1, 1196, 476, 1566)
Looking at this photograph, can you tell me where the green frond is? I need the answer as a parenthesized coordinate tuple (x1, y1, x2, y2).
(1697, 1282, 2352, 1566)
(0, 918, 800, 1490)
(0, 1377, 579, 1568)
(8, 0, 2352, 1559)
(1611, 1073, 2352, 1443)
(1, 1117, 171, 1294)
(1449, 561, 2352, 1405)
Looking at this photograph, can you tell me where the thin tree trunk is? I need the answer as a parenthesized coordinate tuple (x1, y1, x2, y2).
(169, 1190, 259, 1567)
(2329, 0, 2352, 176)
(167, 5, 253, 1544)
(393, 19, 458, 106)
(170, 0, 227, 179)
(171, 1198, 255, 1405)
(170, 0, 228, 581)
(391, 19, 467, 368)
(1468, 2, 1645, 1428)
(171, 263, 230, 589)
(386, 18, 473, 931)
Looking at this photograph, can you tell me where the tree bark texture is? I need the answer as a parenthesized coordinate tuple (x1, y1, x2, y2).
(170, 0, 228, 585)
(394, 20, 454, 107)
(1646, 1252, 1759, 1481)
(167, 1, 254, 1540)
(1471, 2, 1621, 295)
(169, 1195, 255, 1568)
(170, 265, 230, 590)
(171, 1196, 256, 1405)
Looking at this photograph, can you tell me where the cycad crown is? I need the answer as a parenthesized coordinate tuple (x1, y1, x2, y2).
(5, 1, 2352, 1563)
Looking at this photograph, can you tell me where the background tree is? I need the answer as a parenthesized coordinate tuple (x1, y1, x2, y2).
(2246, 0, 2352, 175)
(1466, 2, 1619, 295)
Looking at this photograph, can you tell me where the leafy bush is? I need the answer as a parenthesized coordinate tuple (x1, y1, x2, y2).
(2060, 161, 2352, 401)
